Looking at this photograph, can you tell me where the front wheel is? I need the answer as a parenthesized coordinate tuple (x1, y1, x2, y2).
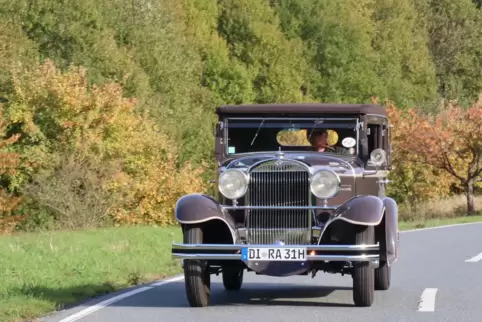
(183, 225, 211, 307)
(222, 266, 244, 291)
(375, 262, 391, 290)
(352, 225, 375, 307)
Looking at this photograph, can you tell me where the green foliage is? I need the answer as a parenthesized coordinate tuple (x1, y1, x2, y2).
(0, 0, 482, 230)
(2, 60, 208, 230)
(271, 0, 438, 107)
(415, 0, 482, 106)
(370, 0, 439, 107)
(0, 0, 215, 165)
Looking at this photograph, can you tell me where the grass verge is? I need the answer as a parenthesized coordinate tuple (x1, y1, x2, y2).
(0, 226, 183, 322)
(1, 215, 481, 321)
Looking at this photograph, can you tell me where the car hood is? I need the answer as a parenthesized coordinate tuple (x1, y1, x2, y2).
(221, 152, 364, 173)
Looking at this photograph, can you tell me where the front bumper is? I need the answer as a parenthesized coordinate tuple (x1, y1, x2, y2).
(171, 243, 379, 262)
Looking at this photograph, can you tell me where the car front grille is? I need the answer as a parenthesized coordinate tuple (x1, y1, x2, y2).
(246, 160, 311, 245)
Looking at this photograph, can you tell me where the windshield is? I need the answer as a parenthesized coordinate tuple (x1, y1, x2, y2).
(225, 117, 359, 155)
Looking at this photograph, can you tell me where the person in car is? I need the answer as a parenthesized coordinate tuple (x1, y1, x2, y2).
(307, 129, 351, 154)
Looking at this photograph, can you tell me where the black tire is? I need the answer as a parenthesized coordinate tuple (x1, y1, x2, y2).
(375, 262, 391, 290)
(352, 225, 375, 307)
(183, 225, 211, 307)
(222, 266, 244, 291)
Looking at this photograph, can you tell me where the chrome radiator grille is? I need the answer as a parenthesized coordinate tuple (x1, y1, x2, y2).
(246, 160, 311, 245)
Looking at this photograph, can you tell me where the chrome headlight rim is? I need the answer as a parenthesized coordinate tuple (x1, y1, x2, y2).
(218, 169, 249, 200)
(310, 169, 341, 199)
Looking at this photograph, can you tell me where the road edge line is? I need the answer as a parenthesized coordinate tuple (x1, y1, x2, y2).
(57, 275, 184, 322)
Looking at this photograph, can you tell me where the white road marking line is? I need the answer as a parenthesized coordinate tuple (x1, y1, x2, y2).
(465, 252, 482, 262)
(58, 286, 152, 322)
(418, 288, 438, 312)
(58, 275, 184, 322)
(56, 221, 482, 321)
(151, 275, 185, 286)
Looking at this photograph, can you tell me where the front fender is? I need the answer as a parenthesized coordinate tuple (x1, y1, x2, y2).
(382, 197, 399, 264)
(320, 195, 398, 266)
(332, 195, 385, 226)
(174, 193, 237, 243)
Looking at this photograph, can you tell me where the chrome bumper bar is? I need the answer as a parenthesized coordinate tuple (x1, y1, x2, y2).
(171, 243, 379, 262)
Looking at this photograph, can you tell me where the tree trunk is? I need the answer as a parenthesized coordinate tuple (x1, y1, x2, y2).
(466, 179, 475, 215)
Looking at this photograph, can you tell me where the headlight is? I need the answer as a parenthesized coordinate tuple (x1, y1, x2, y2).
(218, 169, 248, 200)
(310, 169, 340, 199)
(370, 148, 387, 167)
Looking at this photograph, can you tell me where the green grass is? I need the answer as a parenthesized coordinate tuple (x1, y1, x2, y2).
(0, 226, 183, 322)
(1, 215, 482, 322)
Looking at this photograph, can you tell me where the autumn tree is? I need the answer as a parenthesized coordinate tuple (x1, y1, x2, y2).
(393, 95, 482, 215)
(2, 60, 208, 228)
(0, 107, 22, 231)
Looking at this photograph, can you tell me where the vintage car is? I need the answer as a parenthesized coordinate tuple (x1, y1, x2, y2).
(171, 103, 399, 308)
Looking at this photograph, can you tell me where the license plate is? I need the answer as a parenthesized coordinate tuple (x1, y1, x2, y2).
(241, 247, 307, 261)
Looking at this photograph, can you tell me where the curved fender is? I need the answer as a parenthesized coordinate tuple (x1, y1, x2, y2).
(175, 193, 237, 243)
(382, 197, 399, 264)
(332, 195, 385, 226)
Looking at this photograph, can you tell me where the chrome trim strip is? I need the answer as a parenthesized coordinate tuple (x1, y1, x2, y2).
(245, 157, 311, 173)
(222, 205, 338, 210)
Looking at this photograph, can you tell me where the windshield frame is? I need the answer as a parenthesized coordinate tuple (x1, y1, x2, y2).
(223, 116, 361, 156)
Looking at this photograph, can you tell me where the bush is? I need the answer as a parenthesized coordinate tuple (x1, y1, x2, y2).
(398, 195, 482, 222)
(2, 60, 208, 229)
(0, 108, 22, 232)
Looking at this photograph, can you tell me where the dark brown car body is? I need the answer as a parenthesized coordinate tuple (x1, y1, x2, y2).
(172, 103, 399, 307)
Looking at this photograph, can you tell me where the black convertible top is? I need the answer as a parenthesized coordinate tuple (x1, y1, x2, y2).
(216, 103, 387, 116)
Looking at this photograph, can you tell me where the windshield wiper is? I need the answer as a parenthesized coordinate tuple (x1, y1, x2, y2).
(308, 118, 324, 140)
(250, 119, 265, 146)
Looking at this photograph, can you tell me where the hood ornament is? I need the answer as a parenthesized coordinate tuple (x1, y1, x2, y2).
(275, 147, 284, 159)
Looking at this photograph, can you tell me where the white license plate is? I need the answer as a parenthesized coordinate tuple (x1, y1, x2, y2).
(241, 247, 307, 261)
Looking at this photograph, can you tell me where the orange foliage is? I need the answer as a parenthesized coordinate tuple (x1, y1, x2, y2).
(3, 59, 208, 227)
(385, 95, 482, 213)
(384, 100, 455, 203)
(392, 95, 482, 183)
(0, 108, 22, 231)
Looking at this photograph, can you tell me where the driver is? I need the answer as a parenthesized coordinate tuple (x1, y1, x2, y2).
(307, 129, 350, 154)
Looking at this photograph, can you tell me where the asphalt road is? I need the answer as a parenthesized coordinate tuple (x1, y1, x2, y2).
(42, 223, 482, 322)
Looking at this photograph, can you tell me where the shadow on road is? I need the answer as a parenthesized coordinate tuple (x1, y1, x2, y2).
(18, 281, 356, 311)
(209, 283, 355, 307)
(110, 281, 355, 308)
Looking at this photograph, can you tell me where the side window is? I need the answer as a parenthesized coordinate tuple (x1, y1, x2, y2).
(367, 121, 391, 168)
(367, 123, 382, 151)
